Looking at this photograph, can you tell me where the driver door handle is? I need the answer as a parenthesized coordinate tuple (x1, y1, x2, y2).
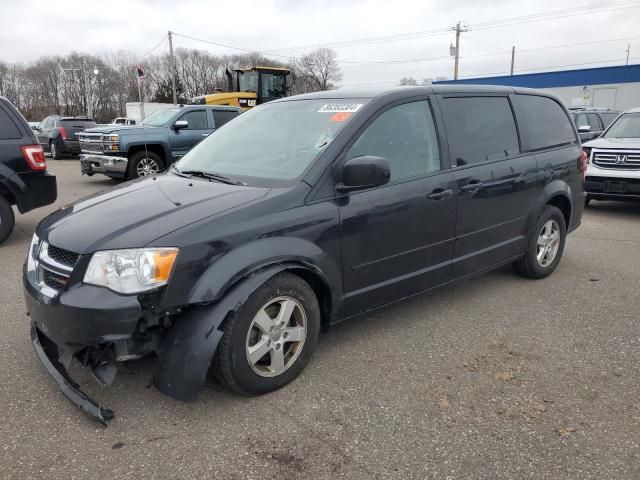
(426, 188, 453, 201)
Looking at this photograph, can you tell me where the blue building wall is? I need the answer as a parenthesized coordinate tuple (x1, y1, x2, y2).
(433, 63, 640, 88)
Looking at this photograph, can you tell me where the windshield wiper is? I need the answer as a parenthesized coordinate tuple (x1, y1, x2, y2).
(178, 169, 245, 185)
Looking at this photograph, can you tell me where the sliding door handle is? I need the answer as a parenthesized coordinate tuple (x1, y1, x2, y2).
(426, 188, 453, 201)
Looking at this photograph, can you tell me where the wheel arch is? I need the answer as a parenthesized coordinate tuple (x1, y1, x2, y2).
(526, 180, 574, 234)
(126, 143, 168, 164)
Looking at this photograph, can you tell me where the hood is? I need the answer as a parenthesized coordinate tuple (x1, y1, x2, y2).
(38, 174, 269, 254)
(583, 137, 640, 149)
(83, 125, 160, 135)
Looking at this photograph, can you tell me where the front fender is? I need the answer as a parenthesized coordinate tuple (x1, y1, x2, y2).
(153, 265, 286, 401)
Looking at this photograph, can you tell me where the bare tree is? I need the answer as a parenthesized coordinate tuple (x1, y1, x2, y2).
(294, 48, 342, 93)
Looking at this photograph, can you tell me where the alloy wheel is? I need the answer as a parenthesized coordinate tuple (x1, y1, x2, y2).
(536, 219, 561, 267)
(245, 296, 307, 378)
(136, 157, 160, 176)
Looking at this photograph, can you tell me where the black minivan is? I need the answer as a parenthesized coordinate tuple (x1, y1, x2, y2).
(0, 97, 57, 244)
(25, 86, 585, 424)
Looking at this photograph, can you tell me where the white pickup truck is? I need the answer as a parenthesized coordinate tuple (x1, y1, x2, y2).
(583, 107, 640, 207)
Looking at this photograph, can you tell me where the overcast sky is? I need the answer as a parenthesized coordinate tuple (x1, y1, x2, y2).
(2, 0, 640, 86)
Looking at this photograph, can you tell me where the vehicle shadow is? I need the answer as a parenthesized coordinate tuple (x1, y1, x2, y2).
(586, 199, 640, 218)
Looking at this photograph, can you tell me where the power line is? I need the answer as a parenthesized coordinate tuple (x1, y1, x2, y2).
(262, 0, 640, 53)
(137, 34, 168, 61)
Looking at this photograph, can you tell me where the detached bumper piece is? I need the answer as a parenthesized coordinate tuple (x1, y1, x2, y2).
(30, 323, 114, 426)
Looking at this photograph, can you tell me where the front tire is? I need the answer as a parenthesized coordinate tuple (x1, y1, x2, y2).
(127, 151, 164, 179)
(215, 272, 320, 395)
(584, 195, 592, 208)
(0, 196, 16, 245)
(50, 141, 62, 160)
(513, 205, 567, 279)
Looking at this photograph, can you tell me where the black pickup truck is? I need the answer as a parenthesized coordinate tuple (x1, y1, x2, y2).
(79, 105, 241, 179)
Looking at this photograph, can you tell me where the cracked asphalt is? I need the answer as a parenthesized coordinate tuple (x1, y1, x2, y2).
(1, 160, 639, 479)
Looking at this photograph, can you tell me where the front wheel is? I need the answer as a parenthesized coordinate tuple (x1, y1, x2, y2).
(215, 272, 320, 395)
(584, 195, 592, 208)
(127, 151, 164, 179)
(513, 205, 567, 279)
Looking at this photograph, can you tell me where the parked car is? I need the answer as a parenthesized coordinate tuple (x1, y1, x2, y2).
(0, 97, 56, 244)
(36, 115, 97, 159)
(25, 86, 584, 424)
(570, 107, 619, 142)
(583, 107, 640, 207)
(111, 117, 136, 125)
(78, 105, 241, 180)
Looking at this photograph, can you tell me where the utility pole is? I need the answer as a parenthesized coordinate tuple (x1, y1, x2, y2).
(82, 59, 91, 117)
(510, 46, 515, 75)
(626, 43, 631, 65)
(450, 21, 468, 80)
(168, 31, 177, 105)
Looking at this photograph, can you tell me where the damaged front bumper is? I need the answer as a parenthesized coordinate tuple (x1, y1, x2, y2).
(30, 322, 114, 426)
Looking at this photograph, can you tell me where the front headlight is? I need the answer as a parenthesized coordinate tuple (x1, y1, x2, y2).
(27, 233, 40, 271)
(102, 134, 119, 142)
(84, 248, 178, 294)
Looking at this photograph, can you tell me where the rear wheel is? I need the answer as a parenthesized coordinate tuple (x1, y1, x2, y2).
(584, 195, 592, 208)
(215, 272, 320, 395)
(513, 205, 567, 279)
(49, 141, 62, 160)
(128, 151, 164, 179)
(0, 196, 15, 245)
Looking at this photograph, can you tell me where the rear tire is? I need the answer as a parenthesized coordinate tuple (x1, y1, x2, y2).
(513, 205, 567, 279)
(50, 141, 62, 160)
(0, 196, 15, 245)
(584, 195, 592, 208)
(215, 272, 320, 396)
(127, 151, 164, 179)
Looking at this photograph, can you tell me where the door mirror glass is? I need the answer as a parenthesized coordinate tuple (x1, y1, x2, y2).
(338, 156, 390, 192)
(578, 125, 591, 133)
(174, 120, 189, 130)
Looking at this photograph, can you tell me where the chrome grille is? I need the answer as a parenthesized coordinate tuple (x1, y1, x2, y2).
(35, 242, 75, 295)
(79, 132, 105, 155)
(46, 244, 79, 268)
(592, 150, 640, 170)
(81, 142, 103, 154)
(42, 269, 69, 290)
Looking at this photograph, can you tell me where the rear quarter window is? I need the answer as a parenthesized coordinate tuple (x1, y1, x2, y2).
(515, 95, 576, 151)
(213, 110, 239, 129)
(0, 104, 22, 140)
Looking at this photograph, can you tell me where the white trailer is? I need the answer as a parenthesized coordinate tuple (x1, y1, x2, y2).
(125, 102, 176, 123)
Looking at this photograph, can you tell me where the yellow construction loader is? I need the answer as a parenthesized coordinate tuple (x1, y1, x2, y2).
(191, 66, 290, 110)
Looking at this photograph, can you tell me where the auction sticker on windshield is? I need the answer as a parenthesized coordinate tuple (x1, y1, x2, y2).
(318, 103, 363, 113)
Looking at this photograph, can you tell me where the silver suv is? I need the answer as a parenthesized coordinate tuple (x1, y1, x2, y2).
(583, 107, 640, 207)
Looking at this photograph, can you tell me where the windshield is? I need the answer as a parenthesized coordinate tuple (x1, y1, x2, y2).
(238, 71, 259, 93)
(142, 108, 180, 127)
(174, 99, 367, 184)
(604, 113, 640, 138)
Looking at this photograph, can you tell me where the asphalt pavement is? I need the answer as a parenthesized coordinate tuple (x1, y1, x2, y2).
(1, 160, 639, 479)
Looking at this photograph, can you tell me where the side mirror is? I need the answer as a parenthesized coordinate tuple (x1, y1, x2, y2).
(578, 125, 591, 133)
(174, 120, 188, 130)
(337, 156, 390, 192)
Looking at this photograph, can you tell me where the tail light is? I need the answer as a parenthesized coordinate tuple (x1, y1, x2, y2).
(580, 150, 588, 180)
(21, 145, 46, 171)
(59, 127, 67, 140)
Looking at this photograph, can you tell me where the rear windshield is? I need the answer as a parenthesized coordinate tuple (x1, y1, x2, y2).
(60, 119, 96, 128)
(604, 113, 640, 138)
(175, 99, 368, 184)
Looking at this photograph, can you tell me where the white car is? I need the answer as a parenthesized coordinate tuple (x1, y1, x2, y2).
(583, 107, 640, 207)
